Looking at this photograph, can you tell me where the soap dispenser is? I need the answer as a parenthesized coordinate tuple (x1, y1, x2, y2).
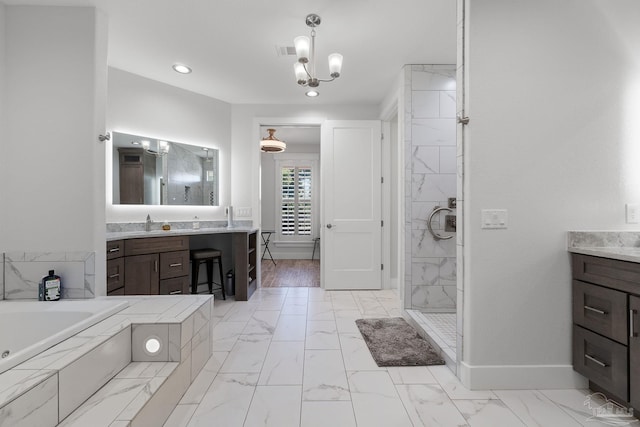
(39, 270, 61, 301)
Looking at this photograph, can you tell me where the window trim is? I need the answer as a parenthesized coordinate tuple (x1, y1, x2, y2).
(274, 153, 319, 244)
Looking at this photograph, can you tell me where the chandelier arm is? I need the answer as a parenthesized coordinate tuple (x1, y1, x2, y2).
(314, 77, 336, 83)
(302, 62, 313, 79)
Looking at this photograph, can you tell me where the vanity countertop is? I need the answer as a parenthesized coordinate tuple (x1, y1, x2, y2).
(107, 226, 259, 241)
(567, 231, 640, 263)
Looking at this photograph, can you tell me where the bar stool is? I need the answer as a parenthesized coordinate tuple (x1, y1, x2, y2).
(190, 248, 226, 299)
(311, 237, 320, 260)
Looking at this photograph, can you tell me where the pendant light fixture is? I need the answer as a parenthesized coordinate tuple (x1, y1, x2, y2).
(293, 14, 343, 97)
(260, 129, 286, 153)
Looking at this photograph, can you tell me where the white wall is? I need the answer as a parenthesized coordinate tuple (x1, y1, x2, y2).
(461, 0, 640, 389)
(1, 6, 108, 291)
(106, 67, 232, 223)
(231, 104, 380, 228)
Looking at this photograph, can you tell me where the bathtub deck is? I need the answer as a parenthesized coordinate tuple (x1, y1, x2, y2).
(0, 295, 213, 427)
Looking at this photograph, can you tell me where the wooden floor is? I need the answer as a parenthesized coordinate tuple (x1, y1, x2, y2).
(260, 259, 320, 287)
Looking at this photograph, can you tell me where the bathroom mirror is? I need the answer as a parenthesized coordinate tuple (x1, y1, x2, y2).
(112, 131, 219, 206)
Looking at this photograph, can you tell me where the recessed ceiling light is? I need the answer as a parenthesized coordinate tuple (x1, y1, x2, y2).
(172, 63, 192, 74)
(306, 90, 319, 97)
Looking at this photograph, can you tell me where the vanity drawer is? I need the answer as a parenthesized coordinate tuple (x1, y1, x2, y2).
(573, 254, 640, 294)
(573, 325, 628, 400)
(159, 250, 189, 279)
(159, 276, 190, 295)
(573, 280, 628, 344)
(125, 236, 189, 256)
(107, 240, 124, 260)
(106, 258, 124, 294)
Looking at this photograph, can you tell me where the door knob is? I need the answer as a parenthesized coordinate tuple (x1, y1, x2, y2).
(326, 224, 333, 229)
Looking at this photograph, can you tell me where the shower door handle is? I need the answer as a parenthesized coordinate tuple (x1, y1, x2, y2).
(427, 206, 454, 241)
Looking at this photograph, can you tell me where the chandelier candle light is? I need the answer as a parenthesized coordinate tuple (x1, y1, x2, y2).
(293, 14, 343, 97)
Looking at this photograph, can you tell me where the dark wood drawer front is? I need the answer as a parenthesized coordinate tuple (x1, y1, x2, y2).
(159, 276, 190, 295)
(159, 250, 189, 279)
(573, 254, 640, 294)
(631, 295, 640, 411)
(573, 325, 628, 400)
(106, 258, 124, 294)
(107, 240, 124, 260)
(125, 236, 189, 256)
(573, 280, 628, 344)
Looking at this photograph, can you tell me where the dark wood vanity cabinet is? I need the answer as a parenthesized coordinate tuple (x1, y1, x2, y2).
(106, 240, 125, 295)
(572, 253, 640, 410)
(107, 236, 189, 296)
(631, 295, 640, 411)
(233, 230, 258, 301)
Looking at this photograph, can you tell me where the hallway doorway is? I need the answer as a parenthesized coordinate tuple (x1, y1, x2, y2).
(260, 259, 320, 287)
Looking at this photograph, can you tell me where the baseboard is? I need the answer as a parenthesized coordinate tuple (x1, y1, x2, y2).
(458, 361, 589, 390)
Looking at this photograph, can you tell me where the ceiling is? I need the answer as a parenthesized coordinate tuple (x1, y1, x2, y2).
(5, 0, 456, 105)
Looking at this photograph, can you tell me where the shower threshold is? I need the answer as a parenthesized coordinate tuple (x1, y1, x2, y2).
(404, 310, 457, 373)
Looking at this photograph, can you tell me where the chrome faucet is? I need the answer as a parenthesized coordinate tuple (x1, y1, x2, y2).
(145, 214, 153, 232)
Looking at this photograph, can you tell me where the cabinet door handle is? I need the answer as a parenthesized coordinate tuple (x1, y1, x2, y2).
(108, 247, 120, 253)
(631, 309, 637, 338)
(154, 260, 158, 272)
(584, 354, 608, 367)
(108, 274, 120, 279)
(170, 263, 183, 268)
(169, 290, 182, 295)
(584, 305, 607, 315)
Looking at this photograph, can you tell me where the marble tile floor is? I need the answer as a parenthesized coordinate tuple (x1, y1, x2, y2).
(163, 287, 637, 427)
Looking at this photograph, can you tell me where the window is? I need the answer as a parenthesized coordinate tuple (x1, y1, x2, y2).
(275, 155, 319, 243)
(281, 166, 312, 236)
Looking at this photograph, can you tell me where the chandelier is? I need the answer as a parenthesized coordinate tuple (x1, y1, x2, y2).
(293, 14, 343, 97)
(260, 129, 286, 153)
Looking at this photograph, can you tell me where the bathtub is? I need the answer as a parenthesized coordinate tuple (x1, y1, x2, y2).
(0, 299, 128, 374)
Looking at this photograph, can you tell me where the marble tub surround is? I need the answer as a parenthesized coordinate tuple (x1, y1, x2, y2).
(567, 231, 640, 263)
(3, 251, 95, 300)
(0, 295, 213, 427)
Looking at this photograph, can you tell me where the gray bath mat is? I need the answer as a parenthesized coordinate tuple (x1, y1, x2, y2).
(355, 317, 445, 367)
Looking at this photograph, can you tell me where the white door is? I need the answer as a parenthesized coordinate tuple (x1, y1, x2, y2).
(321, 120, 382, 290)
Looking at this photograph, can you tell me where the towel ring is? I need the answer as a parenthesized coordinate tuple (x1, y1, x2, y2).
(427, 206, 453, 241)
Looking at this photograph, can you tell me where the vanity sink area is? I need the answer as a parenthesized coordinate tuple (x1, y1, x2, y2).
(568, 231, 640, 414)
(107, 221, 259, 301)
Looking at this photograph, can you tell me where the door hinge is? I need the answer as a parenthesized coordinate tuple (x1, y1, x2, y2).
(381, 177, 384, 184)
(381, 133, 384, 140)
(381, 264, 384, 270)
(381, 220, 384, 227)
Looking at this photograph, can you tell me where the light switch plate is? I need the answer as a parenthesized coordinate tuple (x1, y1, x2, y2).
(236, 207, 252, 218)
(481, 209, 508, 229)
(626, 204, 640, 224)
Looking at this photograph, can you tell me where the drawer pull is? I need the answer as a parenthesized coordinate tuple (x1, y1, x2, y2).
(584, 354, 608, 368)
(108, 274, 120, 279)
(584, 305, 607, 315)
(632, 309, 637, 338)
(169, 290, 182, 295)
(169, 263, 183, 268)
(108, 247, 120, 253)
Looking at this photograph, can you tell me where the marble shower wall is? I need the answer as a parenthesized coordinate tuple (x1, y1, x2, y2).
(404, 65, 457, 312)
(165, 142, 219, 206)
(1, 251, 95, 300)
